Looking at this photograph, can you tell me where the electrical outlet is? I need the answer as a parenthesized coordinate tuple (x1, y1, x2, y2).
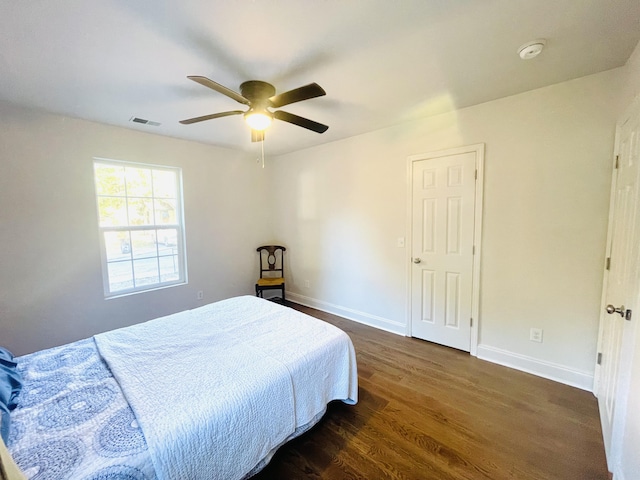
(305, 280, 310, 288)
(197, 290, 204, 300)
(397, 237, 405, 248)
(530, 328, 543, 343)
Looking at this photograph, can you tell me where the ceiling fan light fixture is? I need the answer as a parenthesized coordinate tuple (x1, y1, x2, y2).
(244, 110, 272, 131)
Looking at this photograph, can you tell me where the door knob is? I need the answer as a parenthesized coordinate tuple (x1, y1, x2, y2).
(606, 304, 625, 317)
(413, 258, 421, 264)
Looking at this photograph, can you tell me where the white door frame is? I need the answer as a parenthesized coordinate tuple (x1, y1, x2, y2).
(405, 143, 485, 356)
(593, 128, 620, 396)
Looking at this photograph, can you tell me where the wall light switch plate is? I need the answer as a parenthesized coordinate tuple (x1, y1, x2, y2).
(530, 328, 543, 343)
(197, 290, 204, 300)
(397, 237, 405, 248)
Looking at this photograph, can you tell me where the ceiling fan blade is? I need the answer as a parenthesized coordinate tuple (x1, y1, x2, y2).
(179, 110, 244, 125)
(187, 76, 250, 105)
(273, 110, 329, 133)
(269, 83, 326, 108)
(251, 130, 265, 142)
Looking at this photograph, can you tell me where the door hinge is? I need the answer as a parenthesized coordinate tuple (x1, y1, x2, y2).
(472, 245, 476, 255)
(615, 155, 619, 169)
(597, 352, 602, 365)
(606, 257, 611, 270)
(470, 318, 473, 327)
(475, 169, 478, 180)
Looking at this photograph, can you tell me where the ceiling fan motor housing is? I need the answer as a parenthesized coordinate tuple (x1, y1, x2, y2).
(240, 81, 276, 103)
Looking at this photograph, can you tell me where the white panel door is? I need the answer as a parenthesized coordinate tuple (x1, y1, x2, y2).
(598, 106, 640, 462)
(410, 151, 477, 351)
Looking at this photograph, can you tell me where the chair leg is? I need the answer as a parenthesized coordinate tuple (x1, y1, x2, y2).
(282, 286, 285, 303)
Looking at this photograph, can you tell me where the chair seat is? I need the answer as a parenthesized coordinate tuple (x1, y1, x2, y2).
(257, 277, 285, 287)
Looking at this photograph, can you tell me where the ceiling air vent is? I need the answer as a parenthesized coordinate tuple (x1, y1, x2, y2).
(129, 117, 161, 127)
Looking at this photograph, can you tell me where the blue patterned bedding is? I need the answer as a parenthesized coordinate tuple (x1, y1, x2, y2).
(6, 335, 330, 480)
(7, 338, 157, 480)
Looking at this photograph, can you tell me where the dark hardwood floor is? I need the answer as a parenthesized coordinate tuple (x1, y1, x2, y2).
(252, 303, 609, 480)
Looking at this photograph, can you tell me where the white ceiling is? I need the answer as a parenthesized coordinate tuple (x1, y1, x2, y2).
(1, 0, 639, 156)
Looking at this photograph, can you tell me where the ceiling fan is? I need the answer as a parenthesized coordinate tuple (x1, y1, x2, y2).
(179, 76, 329, 141)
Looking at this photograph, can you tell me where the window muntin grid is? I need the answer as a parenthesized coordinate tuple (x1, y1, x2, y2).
(93, 160, 186, 297)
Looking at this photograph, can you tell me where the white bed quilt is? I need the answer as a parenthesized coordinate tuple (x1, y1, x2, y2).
(94, 296, 358, 480)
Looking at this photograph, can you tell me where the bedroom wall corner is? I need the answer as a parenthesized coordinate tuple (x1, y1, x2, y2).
(618, 39, 640, 112)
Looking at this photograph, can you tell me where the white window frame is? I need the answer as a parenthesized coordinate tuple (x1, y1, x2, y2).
(93, 158, 187, 298)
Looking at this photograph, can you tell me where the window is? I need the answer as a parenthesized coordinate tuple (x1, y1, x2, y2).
(93, 159, 187, 297)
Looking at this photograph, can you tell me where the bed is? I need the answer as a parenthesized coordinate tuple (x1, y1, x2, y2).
(2, 295, 358, 480)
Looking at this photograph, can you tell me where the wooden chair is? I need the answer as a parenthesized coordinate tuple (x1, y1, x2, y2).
(255, 245, 286, 303)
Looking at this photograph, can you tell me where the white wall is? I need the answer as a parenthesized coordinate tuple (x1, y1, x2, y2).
(0, 102, 269, 356)
(619, 38, 640, 111)
(269, 68, 623, 390)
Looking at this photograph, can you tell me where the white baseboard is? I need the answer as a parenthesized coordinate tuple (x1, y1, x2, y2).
(476, 344, 595, 392)
(286, 292, 406, 336)
(286, 293, 594, 392)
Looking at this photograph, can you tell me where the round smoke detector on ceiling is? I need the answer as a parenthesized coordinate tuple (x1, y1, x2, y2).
(518, 39, 546, 60)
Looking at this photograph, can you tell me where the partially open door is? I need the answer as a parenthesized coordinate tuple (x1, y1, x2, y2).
(595, 99, 640, 472)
